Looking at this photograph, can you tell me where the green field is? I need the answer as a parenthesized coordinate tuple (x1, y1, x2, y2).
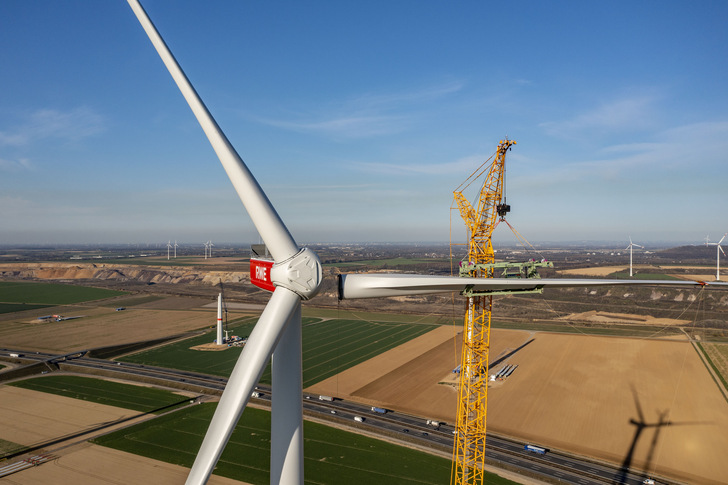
(0, 302, 53, 314)
(121, 317, 438, 388)
(8, 375, 190, 414)
(99, 294, 165, 308)
(0, 438, 27, 457)
(304, 307, 455, 325)
(92, 404, 514, 485)
(0, 281, 126, 305)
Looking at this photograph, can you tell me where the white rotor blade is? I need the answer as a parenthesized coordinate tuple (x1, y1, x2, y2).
(127, 0, 297, 262)
(338, 273, 728, 299)
(186, 287, 300, 485)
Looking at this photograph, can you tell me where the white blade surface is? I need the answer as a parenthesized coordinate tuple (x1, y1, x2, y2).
(186, 287, 300, 485)
(338, 273, 728, 299)
(127, 0, 297, 262)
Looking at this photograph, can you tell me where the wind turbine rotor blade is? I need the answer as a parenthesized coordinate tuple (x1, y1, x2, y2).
(719, 234, 727, 245)
(186, 287, 300, 485)
(127, 0, 297, 262)
(338, 273, 728, 299)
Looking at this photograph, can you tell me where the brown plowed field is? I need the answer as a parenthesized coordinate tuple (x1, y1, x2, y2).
(0, 444, 244, 485)
(0, 387, 241, 485)
(310, 327, 728, 485)
(0, 298, 224, 353)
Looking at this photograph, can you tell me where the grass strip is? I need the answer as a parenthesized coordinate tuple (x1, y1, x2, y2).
(695, 342, 728, 402)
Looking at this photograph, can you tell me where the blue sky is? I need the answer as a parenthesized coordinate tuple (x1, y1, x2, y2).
(1, 1, 726, 246)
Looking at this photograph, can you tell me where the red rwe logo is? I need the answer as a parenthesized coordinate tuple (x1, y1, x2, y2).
(250, 258, 275, 292)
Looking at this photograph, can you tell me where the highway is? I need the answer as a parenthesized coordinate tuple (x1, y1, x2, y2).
(1, 349, 658, 485)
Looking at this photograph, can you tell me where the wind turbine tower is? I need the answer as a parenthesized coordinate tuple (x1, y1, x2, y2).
(174, 240, 178, 259)
(626, 237, 644, 277)
(167, 240, 172, 260)
(707, 233, 726, 281)
(216, 292, 224, 345)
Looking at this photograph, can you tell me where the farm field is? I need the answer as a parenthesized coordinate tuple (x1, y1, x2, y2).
(319, 328, 728, 485)
(0, 281, 125, 305)
(303, 306, 453, 325)
(93, 404, 465, 485)
(0, 386, 141, 452)
(699, 342, 728, 391)
(0, 303, 51, 315)
(8, 375, 192, 414)
(0, 302, 222, 353)
(0, 445, 241, 485)
(121, 317, 438, 388)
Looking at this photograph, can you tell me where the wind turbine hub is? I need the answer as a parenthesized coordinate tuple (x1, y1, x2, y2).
(270, 247, 323, 300)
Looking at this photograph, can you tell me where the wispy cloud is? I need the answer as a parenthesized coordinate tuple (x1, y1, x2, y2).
(0, 107, 105, 147)
(351, 154, 486, 176)
(0, 157, 33, 172)
(540, 95, 659, 137)
(515, 120, 728, 189)
(258, 81, 464, 139)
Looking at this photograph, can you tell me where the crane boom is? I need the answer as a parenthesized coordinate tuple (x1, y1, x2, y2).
(451, 139, 515, 485)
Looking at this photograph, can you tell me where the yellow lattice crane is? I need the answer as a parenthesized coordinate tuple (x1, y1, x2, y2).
(451, 139, 515, 485)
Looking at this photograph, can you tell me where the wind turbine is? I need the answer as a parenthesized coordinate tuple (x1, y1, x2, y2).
(208, 240, 214, 258)
(626, 237, 644, 277)
(167, 240, 171, 261)
(126, 2, 728, 484)
(706, 233, 726, 281)
(174, 240, 178, 259)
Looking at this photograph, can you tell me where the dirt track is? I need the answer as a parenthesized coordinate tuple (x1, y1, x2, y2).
(311, 328, 728, 485)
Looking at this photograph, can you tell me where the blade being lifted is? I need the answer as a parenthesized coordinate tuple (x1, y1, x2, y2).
(338, 273, 728, 300)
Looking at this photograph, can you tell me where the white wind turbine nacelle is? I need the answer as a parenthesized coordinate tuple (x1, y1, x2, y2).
(126, 2, 728, 484)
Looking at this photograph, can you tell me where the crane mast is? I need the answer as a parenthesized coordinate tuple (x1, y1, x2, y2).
(451, 139, 515, 485)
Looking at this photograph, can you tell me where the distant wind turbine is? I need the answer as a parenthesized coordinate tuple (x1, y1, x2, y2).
(167, 240, 172, 260)
(626, 237, 644, 277)
(174, 240, 178, 259)
(706, 233, 726, 281)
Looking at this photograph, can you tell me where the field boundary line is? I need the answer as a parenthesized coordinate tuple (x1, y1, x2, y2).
(686, 333, 728, 404)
